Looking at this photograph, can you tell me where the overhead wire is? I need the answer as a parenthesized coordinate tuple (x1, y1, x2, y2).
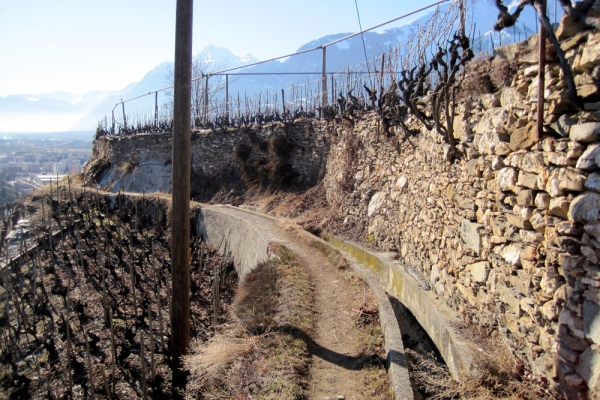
(353, 0, 370, 71)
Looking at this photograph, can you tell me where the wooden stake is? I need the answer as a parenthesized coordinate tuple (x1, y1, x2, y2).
(85, 334, 96, 400)
(140, 332, 148, 399)
(148, 305, 155, 379)
(109, 308, 117, 393)
(100, 365, 112, 400)
(157, 280, 164, 350)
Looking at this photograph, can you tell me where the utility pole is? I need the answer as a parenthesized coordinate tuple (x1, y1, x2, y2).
(171, 0, 192, 397)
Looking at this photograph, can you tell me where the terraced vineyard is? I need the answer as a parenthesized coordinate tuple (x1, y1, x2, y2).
(0, 188, 237, 399)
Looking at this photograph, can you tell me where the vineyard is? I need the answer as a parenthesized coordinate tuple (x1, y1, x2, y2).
(0, 185, 237, 399)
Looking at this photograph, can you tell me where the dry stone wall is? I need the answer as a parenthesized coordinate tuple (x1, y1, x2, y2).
(84, 119, 330, 194)
(324, 30, 600, 399)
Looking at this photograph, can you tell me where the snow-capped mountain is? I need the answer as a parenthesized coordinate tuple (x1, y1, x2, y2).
(70, 46, 260, 130)
(3, 0, 551, 132)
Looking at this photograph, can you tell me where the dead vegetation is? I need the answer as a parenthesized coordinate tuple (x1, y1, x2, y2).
(458, 55, 521, 99)
(184, 244, 313, 400)
(406, 341, 561, 400)
(234, 133, 298, 189)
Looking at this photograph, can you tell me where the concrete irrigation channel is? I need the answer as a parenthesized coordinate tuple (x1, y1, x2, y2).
(198, 204, 480, 399)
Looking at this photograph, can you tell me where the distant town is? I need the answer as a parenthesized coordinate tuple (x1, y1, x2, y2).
(0, 132, 93, 205)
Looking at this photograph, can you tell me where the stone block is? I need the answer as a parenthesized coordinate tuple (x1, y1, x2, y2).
(551, 114, 575, 138)
(500, 243, 522, 266)
(461, 220, 483, 255)
(509, 121, 536, 151)
(585, 221, 600, 237)
(520, 229, 544, 243)
(556, 15, 586, 41)
(535, 192, 551, 209)
(517, 189, 534, 206)
(477, 131, 511, 155)
(367, 192, 386, 217)
(520, 244, 537, 261)
(510, 272, 531, 295)
(586, 287, 600, 304)
(498, 284, 522, 316)
(580, 32, 600, 71)
(520, 172, 539, 190)
(576, 143, 600, 170)
(584, 300, 600, 344)
(575, 345, 600, 396)
(585, 172, 600, 193)
(568, 192, 600, 222)
(497, 167, 518, 191)
(549, 197, 570, 219)
(506, 212, 533, 229)
(578, 83, 600, 98)
(570, 122, 600, 143)
(530, 211, 547, 233)
(547, 152, 577, 167)
(542, 299, 560, 321)
(556, 221, 584, 236)
(475, 107, 508, 135)
(467, 261, 489, 284)
(512, 152, 546, 174)
(559, 254, 585, 271)
(500, 87, 524, 107)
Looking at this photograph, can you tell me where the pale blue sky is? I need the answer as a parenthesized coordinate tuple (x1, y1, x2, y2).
(0, 0, 437, 96)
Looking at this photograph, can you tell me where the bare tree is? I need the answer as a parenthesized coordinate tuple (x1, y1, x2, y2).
(164, 55, 231, 122)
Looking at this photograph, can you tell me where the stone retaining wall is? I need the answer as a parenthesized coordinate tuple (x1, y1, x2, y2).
(323, 30, 600, 399)
(84, 119, 330, 194)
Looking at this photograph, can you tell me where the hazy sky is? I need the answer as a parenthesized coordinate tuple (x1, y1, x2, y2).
(0, 0, 436, 97)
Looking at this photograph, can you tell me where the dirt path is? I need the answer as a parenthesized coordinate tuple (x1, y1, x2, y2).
(208, 205, 381, 400)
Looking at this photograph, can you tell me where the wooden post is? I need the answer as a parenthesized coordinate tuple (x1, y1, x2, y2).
(459, 0, 465, 37)
(121, 100, 127, 131)
(109, 308, 117, 393)
(85, 334, 96, 400)
(140, 332, 148, 399)
(171, 0, 193, 396)
(536, 0, 546, 140)
(225, 74, 229, 119)
(154, 92, 159, 128)
(321, 46, 327, 107)
(203, 75, 209, 124)
(213, 260, 219, 327)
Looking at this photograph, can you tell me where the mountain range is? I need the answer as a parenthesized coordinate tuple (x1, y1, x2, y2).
(1, 1, 546, 133)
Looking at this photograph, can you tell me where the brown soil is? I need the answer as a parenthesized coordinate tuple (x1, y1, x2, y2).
(208, 205, 390, 400)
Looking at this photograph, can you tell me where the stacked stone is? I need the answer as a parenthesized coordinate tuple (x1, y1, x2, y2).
(84, 120, 331, 191)
(324, 26, 600, 399)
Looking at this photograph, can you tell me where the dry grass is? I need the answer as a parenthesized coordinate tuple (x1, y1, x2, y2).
(184, 244, 313, 400)
(309, 239, 392, 399)
(406, 337, 562, 400)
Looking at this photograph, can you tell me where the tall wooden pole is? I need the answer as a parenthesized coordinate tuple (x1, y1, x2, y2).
(171, 0, 192, 396)
(459, 0, 465, 37)
(537, 0, 546, 140)
(154, 92, 159, 127)
(321, 46, 328, 107)
(225, 74, 229, 119)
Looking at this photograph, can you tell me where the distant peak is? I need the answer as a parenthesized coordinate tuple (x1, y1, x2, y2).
(241, 53, 259, 63)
